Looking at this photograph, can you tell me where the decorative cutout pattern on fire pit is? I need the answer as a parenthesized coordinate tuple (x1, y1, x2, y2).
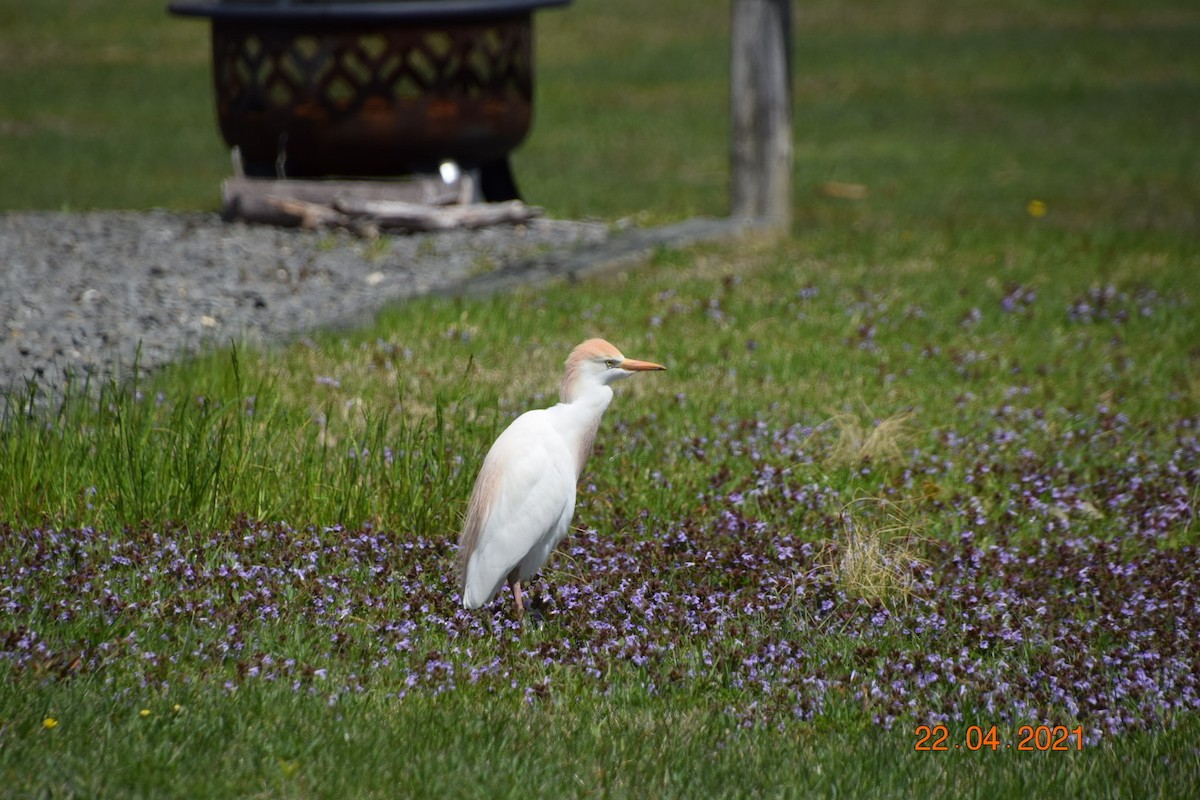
(216, 25, 529, 115)
(209, 19, 534, 177)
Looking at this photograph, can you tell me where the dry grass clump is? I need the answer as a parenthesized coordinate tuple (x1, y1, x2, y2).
(828, 497, 927, 605)
(824, 408, 914, 470)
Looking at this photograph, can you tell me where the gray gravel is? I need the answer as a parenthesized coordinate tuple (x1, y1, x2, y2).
(0, 210, 613, 403)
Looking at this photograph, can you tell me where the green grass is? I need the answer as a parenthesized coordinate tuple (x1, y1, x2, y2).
(9, 683, 1200, 798)
(6, 226, 1194, 533)
(3, 0, 1200, 796)
(0, 351, 484, 531)
(0, 0, 227, 210)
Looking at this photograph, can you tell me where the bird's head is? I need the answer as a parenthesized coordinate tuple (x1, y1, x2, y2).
(560, 338, 666, 403)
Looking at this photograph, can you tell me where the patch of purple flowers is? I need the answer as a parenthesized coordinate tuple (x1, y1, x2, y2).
(2, 411, 1197, 746)
(1067, 283, 1169, 324)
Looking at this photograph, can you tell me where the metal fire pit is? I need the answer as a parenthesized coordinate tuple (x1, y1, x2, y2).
(169, 0, 569, 199)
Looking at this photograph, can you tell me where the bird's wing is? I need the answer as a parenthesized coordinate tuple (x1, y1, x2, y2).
(458, 410, 577, 608)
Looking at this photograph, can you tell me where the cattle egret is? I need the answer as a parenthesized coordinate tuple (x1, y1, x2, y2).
(457, 338, 666, 618)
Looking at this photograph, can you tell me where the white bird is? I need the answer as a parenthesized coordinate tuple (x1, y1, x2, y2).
(457, 338, 666, 618)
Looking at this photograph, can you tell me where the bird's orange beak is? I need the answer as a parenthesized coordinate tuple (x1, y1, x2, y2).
(619, 358, 666, 372)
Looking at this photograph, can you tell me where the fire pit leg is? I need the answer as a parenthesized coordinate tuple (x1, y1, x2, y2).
(479, 158, 522, 203)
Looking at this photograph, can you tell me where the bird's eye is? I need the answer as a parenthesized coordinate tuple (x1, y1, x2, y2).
(604, 359, 619, 369)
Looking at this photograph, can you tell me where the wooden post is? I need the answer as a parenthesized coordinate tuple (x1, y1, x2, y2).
(730, 0, 793, 231)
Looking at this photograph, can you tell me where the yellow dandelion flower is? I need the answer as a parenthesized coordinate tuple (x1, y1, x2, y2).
(139, 709, 151, 718)
(172, 704, 182, 714)
(1027, 199, 1047, 218)
(43, 718, 59, 729)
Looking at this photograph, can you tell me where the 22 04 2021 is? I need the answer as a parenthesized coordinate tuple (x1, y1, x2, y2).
(914, 725, 1085, 751)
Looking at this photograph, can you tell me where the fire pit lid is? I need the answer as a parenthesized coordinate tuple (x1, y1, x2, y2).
(168, 0, 571, 22)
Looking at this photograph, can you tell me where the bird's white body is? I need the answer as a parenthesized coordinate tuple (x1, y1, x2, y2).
(458, 399, 601, 609)
(457, 339, 664, 614)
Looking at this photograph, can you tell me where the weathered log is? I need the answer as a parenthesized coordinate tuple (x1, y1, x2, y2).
(221, 172, 536, 234)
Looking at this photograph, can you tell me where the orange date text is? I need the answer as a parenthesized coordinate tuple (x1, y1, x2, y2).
(913, 724, 1084, 751)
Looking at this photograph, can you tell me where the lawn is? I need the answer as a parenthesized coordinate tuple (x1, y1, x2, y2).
(2, 0, 1200, 797)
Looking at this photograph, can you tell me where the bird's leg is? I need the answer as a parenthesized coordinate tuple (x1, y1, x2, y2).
(510, 580, 526, 620)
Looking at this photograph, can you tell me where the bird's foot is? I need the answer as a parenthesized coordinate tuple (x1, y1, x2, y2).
(522, 606, 546, 628)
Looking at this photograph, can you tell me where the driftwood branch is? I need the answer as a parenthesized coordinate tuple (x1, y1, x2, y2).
(333, 198, 542, 232)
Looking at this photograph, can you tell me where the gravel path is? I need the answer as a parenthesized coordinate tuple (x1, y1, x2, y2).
(0, 210, 613, 403)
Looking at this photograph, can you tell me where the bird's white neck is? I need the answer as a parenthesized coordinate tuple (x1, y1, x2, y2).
(554, 384, 613, 478)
